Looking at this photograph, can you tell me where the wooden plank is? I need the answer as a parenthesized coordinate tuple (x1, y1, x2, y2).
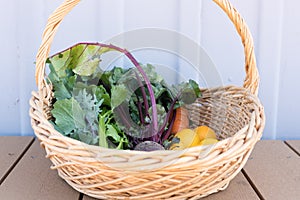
(82, 172, 258, 200)
(285, 140, 300, 155)
(243, 140, 300, 200)
(0, 139, 80, 200)
(202, 172, 259, 200)
(0, 136, 34, 184)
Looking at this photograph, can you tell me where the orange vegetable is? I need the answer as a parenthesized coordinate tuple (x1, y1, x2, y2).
(170, 129, 200, 150)
(171, 107, 189, 134)
(194, 125, 217, 141)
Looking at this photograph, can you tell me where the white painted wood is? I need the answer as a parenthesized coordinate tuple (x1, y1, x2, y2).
(0, 1, 21, 135)
(256, 0, 284, 139)
(276, 1, 300, 139)
(48, 0, 100, 54)
(0, 0, 299, 139)
(16, 0, 46, 136)
(200, 0, 260, 87)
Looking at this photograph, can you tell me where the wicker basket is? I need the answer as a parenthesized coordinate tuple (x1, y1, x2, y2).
(29, 0, 265, 199)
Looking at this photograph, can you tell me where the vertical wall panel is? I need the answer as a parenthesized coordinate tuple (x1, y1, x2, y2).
(123, 0, 179, 30)
(0, 0, 20, 135)
(0, 0, 299, 139)
(201, 0, 244, 88)
(96, 0, 125, 41)
(178, 0, 202, 42)
(277, 1, 300, 139)
(200, 0, 260, 88)
(256, 0, 284, 139)
(47, 0, 99, 54)
(177, 1, 205, 86)
(17, 0, 46, 135)
(122, 0, 181, 84)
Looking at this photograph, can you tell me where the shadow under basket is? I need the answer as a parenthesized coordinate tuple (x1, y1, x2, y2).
(29, 0, 265, 199)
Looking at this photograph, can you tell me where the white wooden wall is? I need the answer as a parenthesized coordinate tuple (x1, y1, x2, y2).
(0, 0, 299, 139)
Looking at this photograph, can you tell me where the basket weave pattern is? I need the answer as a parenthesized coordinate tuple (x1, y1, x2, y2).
(30, 0, 265, 199)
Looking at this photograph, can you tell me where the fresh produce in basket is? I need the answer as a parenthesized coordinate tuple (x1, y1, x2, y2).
(170, 107, 190, 134)
(29, 0, 265, 198)
(47, 42, 203, 150)
(194, 125, 217, 140)
(169, 128, 201, 150)
(169, 125, 219, 150)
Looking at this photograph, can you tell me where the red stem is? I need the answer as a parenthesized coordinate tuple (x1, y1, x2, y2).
(136, 95, 145, 124)
(134, 70, 149, 120)
(104, 44, 158, 135)
(51, 42, 159, 135)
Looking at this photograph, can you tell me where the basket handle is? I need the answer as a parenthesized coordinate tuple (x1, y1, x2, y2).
(35, 0, 259, 95)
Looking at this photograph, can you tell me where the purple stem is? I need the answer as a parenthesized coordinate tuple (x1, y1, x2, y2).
(103, 44, 158, 135)
(162, 109, 176, 142)
(157, 97, 178, 141)
(134, 70, 149, 119)
(50, 42, 159, 136)
(136, 96, 145, 124)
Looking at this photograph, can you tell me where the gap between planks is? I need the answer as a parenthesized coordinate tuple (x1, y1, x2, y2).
(241, 169, 265, 200)
(242, 140, 300, 200)
(284, 140, 300, 156)
(78, 192, 84, 200)
(241, 139, 300, 200)
(0, 137, 35, 185)
(0, 139, 81, 199)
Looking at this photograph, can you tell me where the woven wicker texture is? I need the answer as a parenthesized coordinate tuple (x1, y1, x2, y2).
(30, 0, 265, 199)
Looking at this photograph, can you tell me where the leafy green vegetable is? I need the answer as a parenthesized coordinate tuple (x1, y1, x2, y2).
(48, 64, 76, 100)
(48, 43, 131, 148)
(111, 84, 129, 109)
(47, 42, 201, 150)
(74, 89, 102, 137)
(106, 124, 121, 142)
(149, 104, 166, 130)
(98, 111, 109, 148)
(51, 98, 85, 135)
(170, 79, 202, 106)
(73, 45, 101, 76)
(142, 64, 164, 84)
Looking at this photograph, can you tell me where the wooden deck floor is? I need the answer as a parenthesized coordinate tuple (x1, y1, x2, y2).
(0, 137, 299, 200)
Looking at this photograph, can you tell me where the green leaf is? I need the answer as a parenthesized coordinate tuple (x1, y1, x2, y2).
(53, 81, 72, 100)
(109, 67, 127, 85)
(171, 79, 201, 105)
(98, 113, 108, 148)
(188, 79, 201, 98)
(48, 63, 77, 100)
(73, 83, 110, 106)
(74, 89, 102, 112)
(149, 104, 166, 128)
(96, 85, 111, 106)
(51, 98, 85, 134)
(48, 44, 114, 78)
(106, 124, 121, 142)
(111, 84, 129, 109)
(48, 63, 59, 82)
(74, 88, 103, 137)
(72, 45, 102, 76)
(49, 52, 72, 78)
(142, 64, 164, 83)
(77, 131, 94, 145)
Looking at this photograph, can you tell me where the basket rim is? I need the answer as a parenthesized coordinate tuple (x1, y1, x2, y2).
(32, 84, 264, 157)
